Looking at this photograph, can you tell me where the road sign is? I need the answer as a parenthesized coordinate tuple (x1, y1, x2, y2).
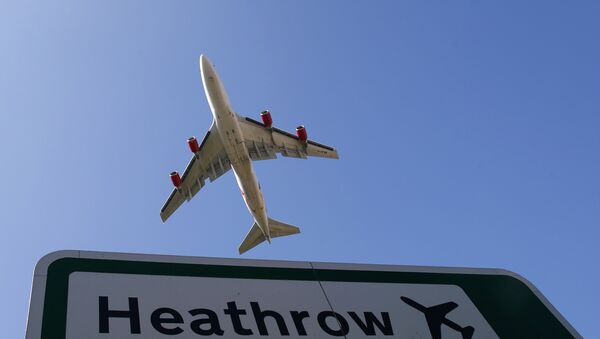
(27, 250, 580, 338)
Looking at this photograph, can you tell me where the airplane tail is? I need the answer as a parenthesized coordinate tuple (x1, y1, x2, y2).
(238, 218, 300, 254)
(461, 326, 474, 339)
(268, 218, 300, 238)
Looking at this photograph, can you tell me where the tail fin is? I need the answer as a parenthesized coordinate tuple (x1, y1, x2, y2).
(238, 218, 300, 254)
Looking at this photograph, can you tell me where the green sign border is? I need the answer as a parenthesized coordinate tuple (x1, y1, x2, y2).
(40, 257, 574, 338)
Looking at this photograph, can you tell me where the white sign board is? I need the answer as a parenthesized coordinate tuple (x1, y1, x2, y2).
(27, 250, 580, 338)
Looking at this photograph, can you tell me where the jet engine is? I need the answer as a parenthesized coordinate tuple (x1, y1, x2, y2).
(296, 125, 307, 141)
(187, 136, 200, 153)
(261, 110, 273, 128)
(170, 171, 182, 188)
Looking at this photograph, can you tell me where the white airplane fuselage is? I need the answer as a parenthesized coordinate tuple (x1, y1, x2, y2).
(200, 56, 270, 241)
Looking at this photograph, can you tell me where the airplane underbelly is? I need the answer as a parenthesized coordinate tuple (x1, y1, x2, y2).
(233, 161, 264, 215)
(215, 112, 249, 165)
(211, 106, 266, 225)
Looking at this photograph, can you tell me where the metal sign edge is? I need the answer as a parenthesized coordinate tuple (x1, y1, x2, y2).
(26, 250, 582, 339)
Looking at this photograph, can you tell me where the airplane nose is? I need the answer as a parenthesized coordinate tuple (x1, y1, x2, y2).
(200, 55, 212, 74)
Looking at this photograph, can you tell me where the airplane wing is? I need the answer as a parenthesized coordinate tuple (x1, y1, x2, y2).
(425, 302, 458, 339)
(160, 122, 231, 222)
(428, 323, 442, 339)
(429, 301, 458, 316)
(239, 117, 339, 160)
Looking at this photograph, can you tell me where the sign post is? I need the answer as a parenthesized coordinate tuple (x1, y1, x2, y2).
(27, 250, 580, 338)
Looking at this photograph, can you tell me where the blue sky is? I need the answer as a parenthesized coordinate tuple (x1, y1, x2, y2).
(1, 1, 598, 337)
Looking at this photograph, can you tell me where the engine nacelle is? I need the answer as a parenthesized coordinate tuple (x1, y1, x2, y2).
(261, 110, 273, 128)
(296, 125, 307, 142)
(170, 171, 182, 188)
(187, 136, 200, 153)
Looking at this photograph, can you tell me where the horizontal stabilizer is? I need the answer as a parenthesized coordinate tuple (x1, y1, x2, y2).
(268, 218, 300, 238)
(239, 223, 267, 255)
(238, 218, 300, 254)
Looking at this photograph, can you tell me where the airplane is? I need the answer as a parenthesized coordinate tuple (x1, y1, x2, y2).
(400, 296, 475, 339)
(160, 55, 339, 254)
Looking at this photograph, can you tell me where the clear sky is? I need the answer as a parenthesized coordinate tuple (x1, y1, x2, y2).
(1, 1, 598, 337)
